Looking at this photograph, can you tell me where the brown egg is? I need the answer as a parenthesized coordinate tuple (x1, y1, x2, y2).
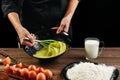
(20, 68, 29, 77)
(13, 67, 21, 76)
(44, 69, 53, 78)
(2, 57, 11, 65)
(28, 65, 37, 71)
(4, 64, 12, 73)
(35, 67, 45, 74)
(15, 62, 23, 68)
(9, 65, 16, 74)
(28, 70, 37, 79)
(36, 72, 46, 80)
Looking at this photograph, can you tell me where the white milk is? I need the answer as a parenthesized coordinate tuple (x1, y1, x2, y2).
(85, 40, 99, 59)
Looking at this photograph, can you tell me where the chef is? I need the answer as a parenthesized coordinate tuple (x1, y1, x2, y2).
(1, 0, 79, 47)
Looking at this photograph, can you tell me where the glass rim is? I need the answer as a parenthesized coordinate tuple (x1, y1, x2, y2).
(85, 37, 100, 41)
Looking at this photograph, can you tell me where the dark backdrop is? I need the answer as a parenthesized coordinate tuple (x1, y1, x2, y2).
(0, 0, 18, 47)
(0, 0, 120, 48)
(72, 0, 120, 47)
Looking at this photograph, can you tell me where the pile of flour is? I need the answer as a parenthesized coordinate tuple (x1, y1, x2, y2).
(66, 62, 115, 80)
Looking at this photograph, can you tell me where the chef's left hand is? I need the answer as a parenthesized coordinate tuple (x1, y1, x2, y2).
(51, 16, 71, 34)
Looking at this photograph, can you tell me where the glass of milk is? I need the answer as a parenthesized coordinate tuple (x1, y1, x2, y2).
(84, 37, 104, 60)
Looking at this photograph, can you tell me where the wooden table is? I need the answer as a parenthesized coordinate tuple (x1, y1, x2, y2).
(0, 48, 120, 80)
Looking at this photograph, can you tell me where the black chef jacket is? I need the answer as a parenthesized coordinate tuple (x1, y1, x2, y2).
(2, 0, 80, 36)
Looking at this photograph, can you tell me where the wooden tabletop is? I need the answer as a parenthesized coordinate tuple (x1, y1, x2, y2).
(0, 48, 120, 80)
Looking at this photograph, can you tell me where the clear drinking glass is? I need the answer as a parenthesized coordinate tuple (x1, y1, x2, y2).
(84, 37, 104, 60)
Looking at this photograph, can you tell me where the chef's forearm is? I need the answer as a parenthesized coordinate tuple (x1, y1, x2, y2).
(8, 12, 23, 33)
(64, 0, 79, 19)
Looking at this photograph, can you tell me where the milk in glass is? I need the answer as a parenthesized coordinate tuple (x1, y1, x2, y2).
(85, 39, 99, 60)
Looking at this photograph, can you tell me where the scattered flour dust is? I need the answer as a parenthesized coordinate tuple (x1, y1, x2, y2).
(66, 62, 116, 80)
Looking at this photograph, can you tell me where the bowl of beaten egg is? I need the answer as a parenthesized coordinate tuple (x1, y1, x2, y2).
(23, 29, 71, 61)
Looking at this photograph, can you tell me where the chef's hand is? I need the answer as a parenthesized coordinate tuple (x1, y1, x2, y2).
(18, 27, 37, 47)
(51, 16, 71, 34)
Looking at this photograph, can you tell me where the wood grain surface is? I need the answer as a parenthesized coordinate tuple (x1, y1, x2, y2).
(0, 48, 120, 80)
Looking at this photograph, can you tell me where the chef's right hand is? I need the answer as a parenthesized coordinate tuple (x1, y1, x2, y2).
(17, 27, 37, 47)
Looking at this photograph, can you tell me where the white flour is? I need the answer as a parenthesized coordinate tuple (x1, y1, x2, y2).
(66, 62, 115, 80)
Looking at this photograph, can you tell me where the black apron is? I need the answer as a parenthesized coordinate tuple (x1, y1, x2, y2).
(21, 0, 70, 33)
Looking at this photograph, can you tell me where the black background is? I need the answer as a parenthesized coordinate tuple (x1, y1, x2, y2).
(0, 0, 120, 48)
